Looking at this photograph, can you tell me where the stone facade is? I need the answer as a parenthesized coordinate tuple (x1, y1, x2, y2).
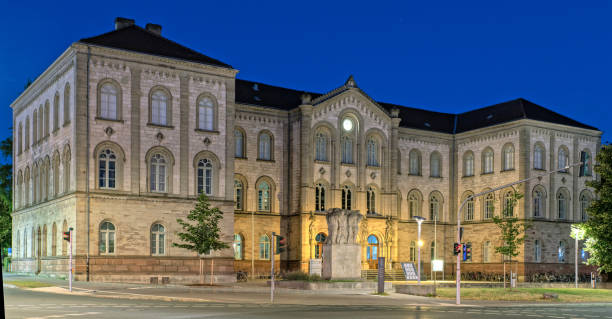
(10, 21, 602, 283)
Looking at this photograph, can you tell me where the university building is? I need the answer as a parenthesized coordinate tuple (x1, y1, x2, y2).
(10, 18, 601, 283)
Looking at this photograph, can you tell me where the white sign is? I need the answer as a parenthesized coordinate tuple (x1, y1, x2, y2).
(401, 262, 418, 280)
(309, 259, 322, 276)
(432, 259, 443, 272)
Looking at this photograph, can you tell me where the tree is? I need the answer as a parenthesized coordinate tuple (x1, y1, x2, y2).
(174, 194, 229, 284)
(492, 190, 531, 288)
(582, 144, 612, 274)
(0, 136, 12, 251)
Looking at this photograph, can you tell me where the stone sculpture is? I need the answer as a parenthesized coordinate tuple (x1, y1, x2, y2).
(322, 208, 363, 279)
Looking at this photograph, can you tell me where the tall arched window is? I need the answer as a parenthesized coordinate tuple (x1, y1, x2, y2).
(32, 110, 38, 145)
(409, 241, 416, 261)
(408, 192, 420, 219)
(15, 230, 20, 259)
(38, 106, 43, 140)
(150, 224, 165, 256)
(198, 97, 214, 130)
(315, 132, 328, 162)
(366, 138, 378, 166)
(409, 149, 421, 175)
(44, 100, 49, 136)
(341, 135, 353, 164)
(257, 181, 271, 212)
(150, 153, 167, 192)
(558, 147, 569, 172)
(197, 158, 213, 195)
(533, 189, 543, 218)
(482, 148, 494, 174)
(151, 90, 168, 125)
(259, 235, 270, 260)
(99, 221, 116, 254)
(483, 241, 491, 262)
(234, 179, 244, 211)
(429, 194, 440, 221)
(17, 122, 22, 154)
(580, 192, 591, 221)
(234, 234, 243, 260)
(53, 93, 59, 132)
(366, 235, 379, 262)
(63, 147, 71, 194)
(258, 132, 272, 160)
(315, 183, 326, 212)
(341, 185, 352, 210)
(51, 222, 57, 256)
(315, 233, 326, 259)
(581, 149, 593, 176)
(503, 144, 514, 170)
(42, 225, 48, 256)
(64, 83, 71, 125)
(557, 191, 567, 219)
(366, 186, 376, 215)
(484, 193, 494, 219)
(503, 191, 514, 217)
(558, 241, 566, 262)
(100, 84, 118, 120)
(534, 144, 544, 169)
(464, 196, 474, 221)
(534, 239, 541, 262)
(430, 152, 441, 177)
(463, 151, 474, 177)
(234, 129, 245, 158)
(98, 149, 116, 189)
(52, 154, 60, 197)
(24, 117, 30, 150)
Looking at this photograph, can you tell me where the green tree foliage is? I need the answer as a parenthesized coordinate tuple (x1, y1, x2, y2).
(582, 144, 612, 273)
(492, 191, 531, 260)
(0, 136, 12, 249)
(173, 194, 229, 255)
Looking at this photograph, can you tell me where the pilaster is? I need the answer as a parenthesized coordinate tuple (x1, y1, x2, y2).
(179, 75, 189, 196)
(129, 67, 142, 194)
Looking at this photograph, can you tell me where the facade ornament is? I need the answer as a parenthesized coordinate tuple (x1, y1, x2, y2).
(155, 132, 164, 142)
(104, 126, 114, 137)
(359, 215, 368, 245)
(344, 75, 357, 88)
(390, 108, 400, 118)
(308, 211, 315, 258)
(319, 167, 326, 175)
(561, 177, 566, 184)
(203, 137, 211, 146)
(301, 93, 312, 104)
(325, 208, 362, 245)
(370, 172, 377, 180)
(345, 170, 351, 177)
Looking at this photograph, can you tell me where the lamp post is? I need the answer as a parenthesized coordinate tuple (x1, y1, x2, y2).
(414, 216, 426, 285)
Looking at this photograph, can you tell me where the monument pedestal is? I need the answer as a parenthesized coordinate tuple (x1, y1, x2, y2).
(322, 243, 361, 280)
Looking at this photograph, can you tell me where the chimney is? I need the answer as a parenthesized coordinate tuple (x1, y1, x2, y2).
(146, 23, 162, 36)
(115, 17, 135, 30)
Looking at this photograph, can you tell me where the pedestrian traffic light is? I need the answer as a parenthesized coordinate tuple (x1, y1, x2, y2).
(275, 234, 286, 254)
(453, 243, 460, 256)
(579, 151, 590, 177)
(63, 231, 71, 242)
(465, 243, 472, 261)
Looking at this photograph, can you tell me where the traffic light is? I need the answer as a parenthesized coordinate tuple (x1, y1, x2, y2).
(453, 243, 461, 256)
(63, 231, 71, 242)
(462, 243, 467, 261)
(465, 243, 472, 261)
(579, 151, 590, 177)
(275, 234, 286, 254)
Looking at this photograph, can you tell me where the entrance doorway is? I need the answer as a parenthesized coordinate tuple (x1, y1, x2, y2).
(366, 235, 379, 269)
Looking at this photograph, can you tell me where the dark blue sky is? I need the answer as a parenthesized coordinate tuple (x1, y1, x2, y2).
(1, 0, 611, 145)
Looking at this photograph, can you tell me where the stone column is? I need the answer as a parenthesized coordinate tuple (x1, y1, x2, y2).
(549, 133, 556, 220)
(520, 128, 531, 219)
(224, 78, 236, 200)
(572, 136, 579, 221)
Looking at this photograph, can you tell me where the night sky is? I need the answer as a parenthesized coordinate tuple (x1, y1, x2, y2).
(1, 0, 610, 158)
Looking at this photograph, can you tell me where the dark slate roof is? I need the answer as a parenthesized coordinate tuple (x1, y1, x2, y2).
(235, 80, 599, 133)
(79, 25, 232, 69)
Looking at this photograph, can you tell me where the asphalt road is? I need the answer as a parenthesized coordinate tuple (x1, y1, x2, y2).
(4, 286, 612, 319)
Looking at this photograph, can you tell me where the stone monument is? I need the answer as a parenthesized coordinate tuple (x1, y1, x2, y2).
(322, 208, 363, 280)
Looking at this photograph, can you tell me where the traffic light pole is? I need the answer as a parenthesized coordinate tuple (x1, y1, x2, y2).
(455, 161, 583, 305)
(270, 232, 275, 303)
(69, 228, 73, 292)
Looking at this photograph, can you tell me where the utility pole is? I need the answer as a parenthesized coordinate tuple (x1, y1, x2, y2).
(69, 228, 73, 292)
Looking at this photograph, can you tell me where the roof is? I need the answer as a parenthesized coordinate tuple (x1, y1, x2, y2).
(235, 80, 598, 133)
(79, 25, 232, 69)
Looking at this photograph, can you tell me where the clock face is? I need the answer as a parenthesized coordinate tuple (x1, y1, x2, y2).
(342, 118, 354, 132)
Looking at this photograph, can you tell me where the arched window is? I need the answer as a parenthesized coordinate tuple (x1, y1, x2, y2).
(429, 194, 440, 221)
(315, 132, 328, 162)
(409, 150, 421, 175)
(408, 191, 420, 219)
(464, 196, 474, 221)
(430, 152, 441, 177)
(259, 235, 270, 260)
(15, 230, 20, 259)
(44, 100, 49, 136)
(38, 106, 43, 140)
(150, 224, 165, 256)
(98, 149, 116, 189)
(315, 183, 326, 212)
(61, 220, 67, 256)
(580, 192, 591, 221)
(63, 147, 71, 194)
(51, 222, 57, 256)
(52, 154, 60, 197)
(366, 138, 378, 166)
(198, 97, 214, 131)
(257, 181, 271, 212)
(234, 179, 244, 211)
(315, 233, 326, 259)
(24, 167, 30, 206)
(341, 185, 352, 210)
(534, 144, 544, 170)
(409, 241, 416, 261)
(53, 93, 59, 132)
(482, 148, 494, 174)
(484, 193, 494, 219)
(258, 132, 272, 160)
(42, 225, 48, 256)
(17, 122, 22, 154)
(558, 241, 566, 262)
(341, 135, 353, 164)
(367, 235, 379, 262)
(430, 241, 436, 260)
(150, 153, 167, 193)
(503, 191, 514, 217)
(533, 189, 543, 218)
(463, 151, 474, 177)
(581, 149, 593, 176)
(32, 110, 38, 145)
(558, 147, 569, 172)
(100, 83, 118, 120)
(503, 144, 514, 170)
(366, 186, 376, 215)
(151, 90, 168, 125)
(483, 241, 491, 262)
(233, 234, 243, 260)
(557, 190, 568, 219)
(534, 239, 541, 262)
(24, 117, 30, 150)
(99, 221, 116, 254)
(197, 158, 213, 195)
(64, 83, 71, 125)
(234, 129, 245, 158)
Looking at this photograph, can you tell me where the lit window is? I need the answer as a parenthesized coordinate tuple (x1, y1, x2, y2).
(367, 235, 378, 261)
(483, 148, 494, 173)
(503, 144, 514, 170)
(484, 193, 494, 219)
(150, 224, 165, 256)
(234, 234, 243, 260)
(464, 152, 474, 177)
(99, 221, 115, 254)
(258, 181, 271, 212)
(259, 132, 271, 160)
(259, 235, 270, 260)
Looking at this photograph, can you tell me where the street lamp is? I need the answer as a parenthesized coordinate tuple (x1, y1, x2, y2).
(414, 215, 426, 285)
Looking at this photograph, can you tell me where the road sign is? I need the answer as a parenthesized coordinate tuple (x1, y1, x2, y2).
(432, 259, 444, 272)
(401, 262, 418, 280)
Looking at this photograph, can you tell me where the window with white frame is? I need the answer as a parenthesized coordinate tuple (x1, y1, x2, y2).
(100, 84, 118, 120)
(503, 144, 514, 170)
(257, 181, 271, 212)
(341, 135, 353, 164)
(235, 129, 245, 158)
(98, 149, 116, 189)
(151, 90, 168, 125)
(150, 224, 165, 256)
(198, 97, 214, 130)
(464, 151, 474, 177)
(150, 153, 167, 192)
(99, 221, 115, 254)
(465, 196, 474, 221)
(366, 138, 378, 166)
(483, 148, 494, 173)
(258, 132, 272, 160)
(315, 132, 328, 161)
(234, 234, 243, 260)
(409, 150, 421, 175)
(197, 159, 213, 195)
(534, 144, 544, 169)
(259, 235, 270, 260)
